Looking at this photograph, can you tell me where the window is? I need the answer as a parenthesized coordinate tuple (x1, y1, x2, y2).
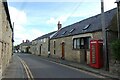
(41, 39, 42, 42)
(73, 38, 80, 49)
(83, 24, 90, 30)
(54, 33, 58, 37)
(80, 37, 90, 49)
(53, 41, 56, 54)
(53, 41, 56, 48)
(73, 37, 90, 49)
(76, 38, 80, 48)
(44, 38, 46, 42)
(73, 39, 76, 49)
(69, 29, 75, 33)
(54, 50, 56, 54)
(62, 31, 67, 35)
(84, 37, 90, 49)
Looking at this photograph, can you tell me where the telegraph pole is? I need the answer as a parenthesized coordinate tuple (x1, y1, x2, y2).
(101, 0, 109, 71)
(115, 0, 120, 39)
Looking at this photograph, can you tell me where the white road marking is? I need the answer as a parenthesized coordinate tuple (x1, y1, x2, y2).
(17, 56, 34, 80)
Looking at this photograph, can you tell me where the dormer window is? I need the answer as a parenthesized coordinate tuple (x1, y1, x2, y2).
(83, 24, 90, 30)
(54, 33, 58, 37)
(62, 31, 67, 35)
(69, 28, 75, 33)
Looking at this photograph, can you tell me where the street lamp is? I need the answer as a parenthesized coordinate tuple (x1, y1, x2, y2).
(115, 0, 120, 39)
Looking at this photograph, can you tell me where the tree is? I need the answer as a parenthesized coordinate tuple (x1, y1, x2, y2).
(111, 39, 120, 61)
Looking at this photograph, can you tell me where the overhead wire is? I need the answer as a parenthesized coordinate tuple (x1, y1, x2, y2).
(56, 2, 83, 25)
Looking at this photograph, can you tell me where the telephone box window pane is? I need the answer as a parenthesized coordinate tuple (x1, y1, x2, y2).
(91, 45, 96, 64)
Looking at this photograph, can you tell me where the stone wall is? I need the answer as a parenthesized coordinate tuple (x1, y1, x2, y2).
(0, 1, 13, 77)
(30, 41, 37, 55)
(0, 1, 2, 78)
(31, 38, 49, 57)
(50, 36, 81, 62)
(33, 38, 49, 57)
(109, 60, 120, 77)
(50, 32, 102, 63)
(40, 38, 49, 57)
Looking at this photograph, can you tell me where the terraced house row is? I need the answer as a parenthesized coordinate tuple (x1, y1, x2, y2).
(20, 8, 118, 74)
(0, 0, 13, 78)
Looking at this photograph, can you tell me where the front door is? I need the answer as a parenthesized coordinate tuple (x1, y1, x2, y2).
(61, 42, 65, 59)
(26, 47, 30, 53)
(39, 45, 42, 56)
(84, 50, 87, 62)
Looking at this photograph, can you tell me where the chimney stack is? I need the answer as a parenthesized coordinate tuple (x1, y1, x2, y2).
(57, 21, 62, 30)
(26, 40, 27, 43)
(22, 40, 24, 43)
(26, 39, 30, 43)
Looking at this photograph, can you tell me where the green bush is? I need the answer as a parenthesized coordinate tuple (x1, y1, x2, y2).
(111, 39, 120, 61)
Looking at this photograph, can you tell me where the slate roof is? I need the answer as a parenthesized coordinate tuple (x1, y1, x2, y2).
(33, 31, 57, 41)
(52, 8, 117, 39)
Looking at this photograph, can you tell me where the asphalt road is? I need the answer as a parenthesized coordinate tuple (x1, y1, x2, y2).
(16, 53, 104, 78)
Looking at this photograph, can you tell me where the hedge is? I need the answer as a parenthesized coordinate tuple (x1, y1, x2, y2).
(111, 39, 120, 61)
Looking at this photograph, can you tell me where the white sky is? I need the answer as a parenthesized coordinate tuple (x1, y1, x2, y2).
(8, 0, 117, 45)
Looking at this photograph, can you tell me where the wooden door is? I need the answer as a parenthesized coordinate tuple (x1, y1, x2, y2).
(39, 45, 41, 56)
(61, 42, 65, 59)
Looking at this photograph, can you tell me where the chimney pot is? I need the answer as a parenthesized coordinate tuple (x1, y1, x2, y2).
(22, 40, 24, 43)
(57, 21, 62, 30)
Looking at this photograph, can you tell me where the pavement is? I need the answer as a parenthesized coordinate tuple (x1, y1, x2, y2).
(2, 53, 120, 80)
(2, 54, 26, 79)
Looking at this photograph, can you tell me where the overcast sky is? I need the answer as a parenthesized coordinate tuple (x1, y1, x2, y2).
(7, 0, 116, 45)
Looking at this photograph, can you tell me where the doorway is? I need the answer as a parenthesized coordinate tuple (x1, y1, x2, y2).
(61, 42, 65, 60)
(39, 44, 42, 56)
(26, 47, 30, 53)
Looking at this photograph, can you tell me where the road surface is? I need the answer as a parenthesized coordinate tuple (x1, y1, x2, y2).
(15, 53, 105, 79)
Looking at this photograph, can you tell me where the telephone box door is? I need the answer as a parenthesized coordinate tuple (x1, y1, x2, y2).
(90, 40, 103, 68)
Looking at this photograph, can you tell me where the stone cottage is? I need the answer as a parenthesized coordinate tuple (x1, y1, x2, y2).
(19, 40, 31, 53)
(30, 39, 37, 55)
(31, 31, 56, 57)
(50, 8, 118, 66)
(0, 1, 13, 78)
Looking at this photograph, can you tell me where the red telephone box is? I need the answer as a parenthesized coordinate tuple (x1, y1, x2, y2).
(90, 40, 103, 68)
